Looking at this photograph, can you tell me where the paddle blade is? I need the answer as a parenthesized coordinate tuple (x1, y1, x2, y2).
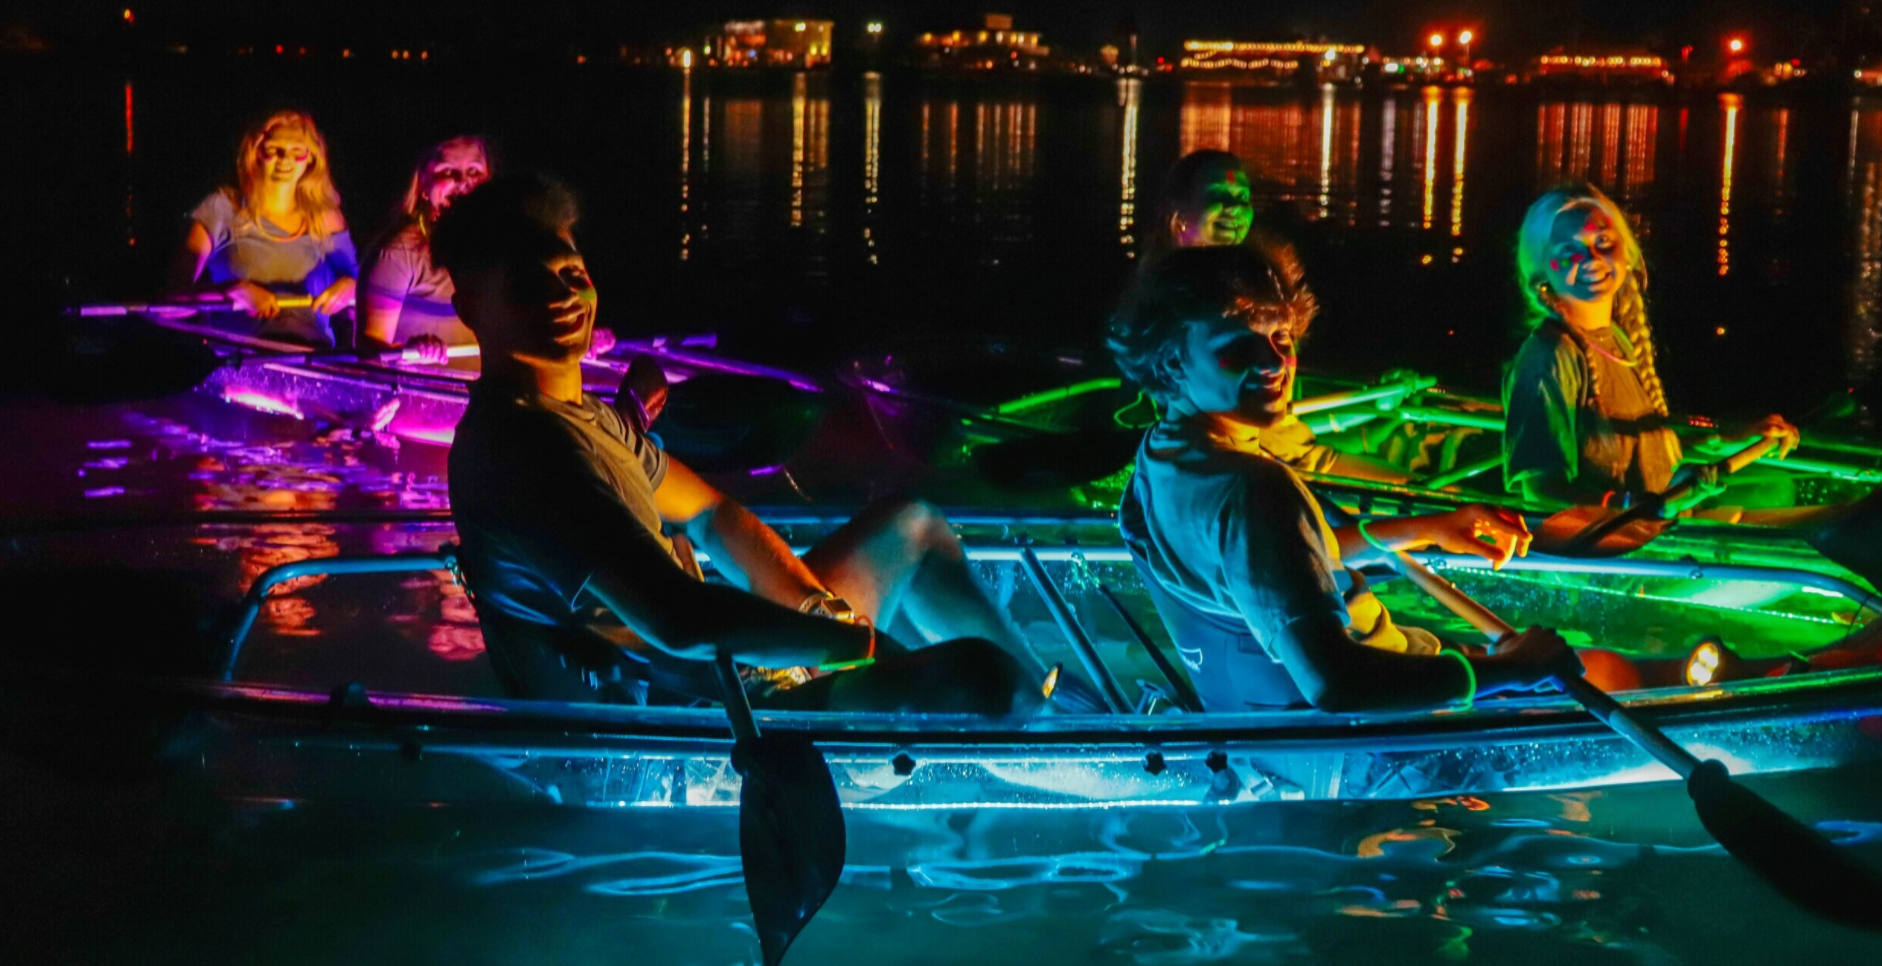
(734, 732, 847, 966)
(1531, 504, 1675, 557)
(1687, 759, 1882, 932)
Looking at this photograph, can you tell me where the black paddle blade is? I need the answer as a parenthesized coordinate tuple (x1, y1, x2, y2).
(1687, 759, 1882, 933)
(734, 732, 847, 966)
(1529, 505, 1675, 558)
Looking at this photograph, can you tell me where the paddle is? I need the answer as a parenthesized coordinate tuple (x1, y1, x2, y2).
(1528, 436, 1781, 557)
(710, 654, 846, 966)
(68, 293, 316, 317)
(1377, 548, 1882, 932)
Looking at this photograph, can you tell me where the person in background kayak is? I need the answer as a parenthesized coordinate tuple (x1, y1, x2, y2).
(1150, 150, 1412, 484)
(1111, 244, 1579, 713)
(1504, 183, 1803, 512)
(360, 135, 614, 367)
(437, 176, 1056, 716)
(175, 110, 358, 347)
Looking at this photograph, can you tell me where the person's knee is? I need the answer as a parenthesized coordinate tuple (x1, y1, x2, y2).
(868, 496, 951, 545)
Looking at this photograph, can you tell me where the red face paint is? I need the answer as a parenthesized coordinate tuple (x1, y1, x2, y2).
(1550, 260, 1561, 271)
(1224, 170, 1247, 188)
(1571, 253, 1585, 263)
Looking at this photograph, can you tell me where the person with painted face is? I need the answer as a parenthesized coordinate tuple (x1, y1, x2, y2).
(1112, 244, 1577, 713)
(1149, 150, 1412, 484)
(438, 177, 1063, 716)
(176, 110, 358, 347)
(359, 136, 495, 364)
(1505, 183, 1801, 510)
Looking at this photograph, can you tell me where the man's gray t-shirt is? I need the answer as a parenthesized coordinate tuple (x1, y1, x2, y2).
(449, 382, 692, 701)
(1119, 417, 1436, 711)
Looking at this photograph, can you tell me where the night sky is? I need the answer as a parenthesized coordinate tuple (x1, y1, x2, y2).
(4, 1, 1869, 60)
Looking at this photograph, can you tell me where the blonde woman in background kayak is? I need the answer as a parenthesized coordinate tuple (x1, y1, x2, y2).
(360, 135, 615, 367)
(175, 109, 358, 347)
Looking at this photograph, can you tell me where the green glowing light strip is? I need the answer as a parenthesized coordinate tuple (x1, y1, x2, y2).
(1457, 568, 1852, 627)
(994, 378, 1123, 416)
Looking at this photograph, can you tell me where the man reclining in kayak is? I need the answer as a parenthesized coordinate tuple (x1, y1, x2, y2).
(1110, 244, 1581, 712)
(435, 176, 1048, 715)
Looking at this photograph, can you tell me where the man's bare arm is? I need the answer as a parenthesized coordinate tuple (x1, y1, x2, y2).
(654, 456, 827, 608)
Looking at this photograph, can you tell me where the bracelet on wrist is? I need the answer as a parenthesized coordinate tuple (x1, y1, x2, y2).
(814, 616, 877, 673)
(1441, 649, 1477, 709)
(1355, 518, 1395, 556)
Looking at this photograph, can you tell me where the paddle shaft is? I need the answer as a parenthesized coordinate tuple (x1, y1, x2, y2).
(712, 654, 762, 744)
(1562, 435, 1781, 554)
(72, 294, 316, 317)
(1381, 548, 1701, 777)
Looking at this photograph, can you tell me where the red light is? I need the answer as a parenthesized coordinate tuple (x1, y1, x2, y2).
(274, 44, 284, 55)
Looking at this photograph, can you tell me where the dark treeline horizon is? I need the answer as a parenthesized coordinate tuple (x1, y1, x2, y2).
(9, 1, 1882, 64)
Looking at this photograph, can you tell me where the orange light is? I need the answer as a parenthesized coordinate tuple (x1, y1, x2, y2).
(1458, 29, 1474, 45)
(1428, 32, 1445, 49)
(122, 8, 133, 23)
(1728, 37, 1746, 54)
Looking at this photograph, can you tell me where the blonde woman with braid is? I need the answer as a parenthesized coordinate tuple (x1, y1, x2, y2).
(1503, 184, 1800, 510)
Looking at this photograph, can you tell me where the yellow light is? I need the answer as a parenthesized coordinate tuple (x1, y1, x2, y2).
(680, 48, 693, 69)
(794, 22, 806, 32)
(122, 8, 133, 23)
(867, 22, 883, 34)
(1716, 326, 1727, 336)
(1686, 640, 1721, 686)
(1429, 32, 1444, 49)
(1458, 30, 1474, 45)
(1728, 37, 1745, 54)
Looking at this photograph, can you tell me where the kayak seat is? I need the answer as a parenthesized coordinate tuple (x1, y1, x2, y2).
(1127, 551, 1309, 712)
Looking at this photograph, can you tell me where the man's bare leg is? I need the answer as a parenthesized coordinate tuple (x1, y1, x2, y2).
(800, 498, 1042, 674)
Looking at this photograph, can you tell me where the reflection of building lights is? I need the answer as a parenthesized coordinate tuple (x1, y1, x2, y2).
(1719, 93, 1739, 276)
(1451, 88, 1470, 240)
(1422, 86, 1440, 230)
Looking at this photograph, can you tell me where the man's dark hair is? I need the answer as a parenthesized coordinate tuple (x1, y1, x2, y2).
(1107, 241, 1317, 404)
(430, 175, 580, 284)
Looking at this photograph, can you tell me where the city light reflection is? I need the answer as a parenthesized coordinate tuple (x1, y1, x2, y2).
(863, 72, 881, 264)
(1118, 77, 1140, 253)
(1318, 85, 1334, 218)
(1720, 93, 1740, 276)
(1421, 86, 1439, 230)
(1450, 88, 1470, 243)
(677, 71, 691, 261)
(1378, 94, 1397, 225)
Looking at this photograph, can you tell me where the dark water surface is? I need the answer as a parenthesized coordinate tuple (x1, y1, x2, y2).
(12, 60, 1882, 419)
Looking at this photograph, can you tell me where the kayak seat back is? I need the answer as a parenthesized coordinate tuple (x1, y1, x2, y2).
(1128, 551, 1309, 712)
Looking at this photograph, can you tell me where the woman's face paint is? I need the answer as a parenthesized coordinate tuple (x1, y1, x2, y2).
(423, 143, 491, 215)
(1541, 205, 1626, 304)
(1173, 166, 1254, 248)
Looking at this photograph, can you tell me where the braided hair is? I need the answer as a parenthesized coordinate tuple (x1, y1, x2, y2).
(1516, 183, 1668, 416)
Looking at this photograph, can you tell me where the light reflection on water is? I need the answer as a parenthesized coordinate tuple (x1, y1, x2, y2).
(10, 770, 1869, 964)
